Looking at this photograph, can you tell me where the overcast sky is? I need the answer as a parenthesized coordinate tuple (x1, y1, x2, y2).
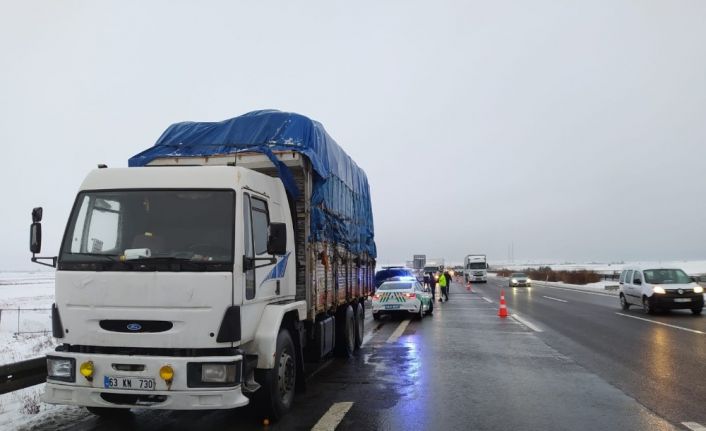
(2, 0, 706, 270)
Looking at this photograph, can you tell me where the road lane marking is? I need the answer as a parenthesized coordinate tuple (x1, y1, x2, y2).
(311, 401, 354, 431)
(481, 297, 493, 303)
(542, 295, 568, 303)
(533, 283, 615, 298)
(361, 330, 375, 346)
(360, 310, 376, 346)
(682, 422, 706, 431)
(386, 319, 411, 343)
(615, 313, 706, 335)
(511, 313, 543, 332)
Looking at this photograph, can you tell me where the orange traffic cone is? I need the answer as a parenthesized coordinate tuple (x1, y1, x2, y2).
(498, 290, 508, 318)
(466, 282, 472, 292)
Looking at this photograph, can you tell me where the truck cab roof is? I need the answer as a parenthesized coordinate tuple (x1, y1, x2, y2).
(79, 166, 282, 196)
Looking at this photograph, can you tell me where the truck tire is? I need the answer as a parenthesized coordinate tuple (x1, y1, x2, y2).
(335, 304, 355, 357)
(354, 302, 364, 350)
(255, 329, 297, 421)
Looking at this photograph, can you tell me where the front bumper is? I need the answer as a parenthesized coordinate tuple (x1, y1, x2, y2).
(43, 351, 249, 410)
(649, 294, 704, 310)
(510, 281, 531, 287)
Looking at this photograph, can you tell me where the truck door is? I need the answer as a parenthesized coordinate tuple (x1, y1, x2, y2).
(243, 192, 280, 297)
(241, 192, 279, 340)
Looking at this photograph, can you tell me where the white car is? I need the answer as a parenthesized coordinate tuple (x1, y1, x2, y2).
(619, 267, 704, 315)
(509, 273, 531, 287)
(371, 280, 433, 320)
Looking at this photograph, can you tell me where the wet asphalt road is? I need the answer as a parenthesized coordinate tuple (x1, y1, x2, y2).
(476, 277, 706, 429)
(21, 280, 689, 430)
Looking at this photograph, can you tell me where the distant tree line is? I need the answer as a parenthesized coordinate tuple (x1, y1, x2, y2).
(495, 267, 602, 285)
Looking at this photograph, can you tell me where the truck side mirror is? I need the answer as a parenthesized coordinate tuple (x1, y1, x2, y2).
(32, 207, 43, 223)
(267, 223, 287, 255)
(30, 222, 42, 254)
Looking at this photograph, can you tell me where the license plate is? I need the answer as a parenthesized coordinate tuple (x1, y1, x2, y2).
(104, 376, 156, 391)
(674, 298, 691, 303)
(384, 304, 401, 310)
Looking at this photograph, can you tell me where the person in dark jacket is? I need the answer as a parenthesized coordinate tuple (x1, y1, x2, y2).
(425, 272, 436, 302)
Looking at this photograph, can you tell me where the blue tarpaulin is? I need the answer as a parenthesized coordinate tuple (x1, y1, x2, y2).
(128, 110, 376, 257)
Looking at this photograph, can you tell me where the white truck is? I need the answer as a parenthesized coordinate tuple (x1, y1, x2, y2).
(464, 254, 487, 283)
(28, 110, 376, 420)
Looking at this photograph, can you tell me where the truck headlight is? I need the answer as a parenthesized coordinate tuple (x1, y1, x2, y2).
(653, 286, 666, 294)
(187, 361, 241, 387)
(202, 364, 237, 383)
(694, 285, 704, 294)
(47, 356, 75, 382)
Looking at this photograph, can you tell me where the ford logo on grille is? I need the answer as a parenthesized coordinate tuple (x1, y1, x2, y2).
(126, 323, 142, 331)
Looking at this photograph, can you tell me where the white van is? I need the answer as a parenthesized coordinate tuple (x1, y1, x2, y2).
(618, 267, 704, 314)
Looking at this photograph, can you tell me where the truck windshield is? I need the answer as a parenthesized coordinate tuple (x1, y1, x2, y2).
(468, 262, 486, 269)
(59, 190, 235, 271)
(643, 269, 691, 285)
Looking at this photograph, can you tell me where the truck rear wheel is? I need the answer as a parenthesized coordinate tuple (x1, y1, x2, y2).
(255, 329, 296, 421)
(354, 302, 364, 350)
(335, 304, 355, 357)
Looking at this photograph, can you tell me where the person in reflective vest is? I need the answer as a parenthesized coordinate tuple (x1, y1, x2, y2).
(444, 270, 452, 300)
(438, 272, 449, 302)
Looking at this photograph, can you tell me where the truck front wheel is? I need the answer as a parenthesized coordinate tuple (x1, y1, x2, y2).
(255, 329, 296, 421)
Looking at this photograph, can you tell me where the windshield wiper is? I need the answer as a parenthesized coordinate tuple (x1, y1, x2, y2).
(123, 256, 198, 263)
(66, 253, 120, 261)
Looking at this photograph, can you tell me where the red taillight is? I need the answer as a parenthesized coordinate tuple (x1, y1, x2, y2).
(404, 293, 416, 298)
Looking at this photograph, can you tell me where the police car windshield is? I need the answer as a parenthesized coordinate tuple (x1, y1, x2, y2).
(378, 282, 414, 291)
(643, 269, 691, 284)
(375, 269, 413, 283)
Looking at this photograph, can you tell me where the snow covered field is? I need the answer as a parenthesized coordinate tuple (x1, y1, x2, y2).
(0, 271, 56, 365)
(0, 271, 61, 429)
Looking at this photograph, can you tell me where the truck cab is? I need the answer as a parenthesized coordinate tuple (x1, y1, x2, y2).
(464, 254, 487, 283)
(41, 166, 300, 413)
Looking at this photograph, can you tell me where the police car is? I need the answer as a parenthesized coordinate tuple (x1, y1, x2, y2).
(371, 279, 433, 320)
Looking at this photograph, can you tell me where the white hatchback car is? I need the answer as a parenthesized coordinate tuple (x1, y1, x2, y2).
(371, 280, 433, 320)
(619, 267, 704, 315)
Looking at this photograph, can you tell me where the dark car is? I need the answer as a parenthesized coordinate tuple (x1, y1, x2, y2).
(375, 267, 416, 288)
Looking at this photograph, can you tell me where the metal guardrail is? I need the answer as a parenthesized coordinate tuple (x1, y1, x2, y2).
(0, 357, 46, 395)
